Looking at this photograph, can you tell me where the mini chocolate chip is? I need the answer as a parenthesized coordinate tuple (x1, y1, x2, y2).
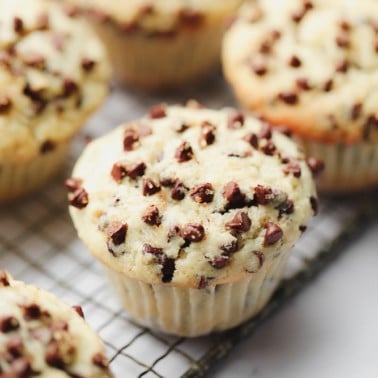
(228, 111, 244, 129)
(259, 140, 277, 155)
(0, 316, 19, 333)
(306, 157, 325, 177)
(69, 188, 89, 209)
(253, 185, 273, 205)
(23, 304, 41, 320)
(167, 225, 181, 242)
(127, 162, 147, 180)
(351, 103, 362, 120)
(209, 256, 229, 269)
(143, 243, 164, 256)
(310, 196, 318, 215)
(220, 239, 239, 254)
(296, 78, 311, 91)
(65, 177, 82, 193)
(9, 357, 32, 378)
(171, 180, 187, 200)
(253, 251, 265, 269)
(72, 305, 85, 318)
(142, 178, 161, 196)
(81, 57, 96, 72)
(251, 61, 267, 76)
(222, 182, 245, 209)
(92, 352, 109, 369)
(277, 91, 298, 105)
(160, 177, 175, 187)
(179, 9, 204, 27)
(277, 199, 294, 217)
(264, 222, 283, 246)
(339, 20, 351, 31)
(226, 211, 251, 233)
(299, 225, 307, 233)
(123, 128, 139, 151)
(7, 335, 23, 357)
(323, 79, 333, 92)
(111, 162, 127, 183)
(0, 95, 12, 113)
(198, 276, 209, 289)
(243, 133, 259, 149)
(106, 222, 127, 246)
(289, 55, 302, 68)
(258, 123, 272, 139)
(175, 141, 194, 162)
(283, 159, 302, 177)
(175, 122, 189, 133)
(13, 17, 24, 33)
(62, 78, 78, 98)
(40, 140, 55, 154)
(259, 40, 272, 54)
(336, 59, 349, 73)
(336, 35, 350, 48)
(199, 121, 216, 147)
(46, 341, 65, 368)
(182, 223, 205, 242)
(190, 183, 214, 203)
(142, 205, 162, 226)
(149, 104, 166, 119)
(275, 125, 293, 137)
(0, 271, 10, 286)
(291, 2, 313, 23)
(161, 257, 175, 283)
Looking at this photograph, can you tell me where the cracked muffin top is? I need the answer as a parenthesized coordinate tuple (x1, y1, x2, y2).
(0, 271, 112, 378)
(64, 0, 244, 33)
(68, 104, 318, 289)
(223, 0, 378, 144)
(0, 0, 110, 163)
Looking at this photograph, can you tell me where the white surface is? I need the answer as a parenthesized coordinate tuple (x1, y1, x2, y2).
(210, 220, 378, 378)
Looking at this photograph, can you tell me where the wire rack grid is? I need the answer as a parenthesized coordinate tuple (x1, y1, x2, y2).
(1, 82, 377, 378)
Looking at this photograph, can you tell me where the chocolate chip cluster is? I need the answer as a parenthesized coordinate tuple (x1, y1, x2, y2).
(68, 104, 318, 288)
(0, 1, 103, 154)
(0, 271, 110, 377)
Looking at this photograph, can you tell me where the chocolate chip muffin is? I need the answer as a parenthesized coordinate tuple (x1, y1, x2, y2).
(0, 271, 112, 377)
(0, 0, 110, 203)
(223, 0, 378, 192)
(67, 103, 317, 336)
(64, 0, 243, 90)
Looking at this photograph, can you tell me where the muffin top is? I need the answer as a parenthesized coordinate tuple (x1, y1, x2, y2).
(223, 0, 378, 144)
(0, 0, 110, 164)
(0, 271, 112, 378)
(65, 0, 244, 33)
(68, 104, 318, 289)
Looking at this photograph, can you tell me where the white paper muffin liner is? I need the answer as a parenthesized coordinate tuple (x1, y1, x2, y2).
(91, 22, 224, 90)
(0, 142, 69, 203)
(104, 248, 291, 337)
(301, 140, 378, 193)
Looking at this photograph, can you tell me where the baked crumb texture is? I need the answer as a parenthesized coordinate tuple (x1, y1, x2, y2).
(223, 0, 378, 192)
(0, 271, 112, 378)
(0, 0, 110, 202)
(68, 104, 317, 336)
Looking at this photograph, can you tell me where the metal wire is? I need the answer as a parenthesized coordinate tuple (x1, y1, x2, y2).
(1, 85, 376, 378)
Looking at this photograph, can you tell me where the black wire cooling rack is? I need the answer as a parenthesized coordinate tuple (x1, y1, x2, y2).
(1, 83, 377, 377)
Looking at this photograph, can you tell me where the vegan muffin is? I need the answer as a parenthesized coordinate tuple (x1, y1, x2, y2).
(0, 0, 110, 203)
(64, 0, 244, 89)
(67, 103, 318, 336)
(223, 0, 378, 192)
(0, 270, 112, 377)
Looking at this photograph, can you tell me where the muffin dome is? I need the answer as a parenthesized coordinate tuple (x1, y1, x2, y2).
(0, 0, 110, 164)
(68, 104, 318, 289)
(0, 271, 112, 377)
